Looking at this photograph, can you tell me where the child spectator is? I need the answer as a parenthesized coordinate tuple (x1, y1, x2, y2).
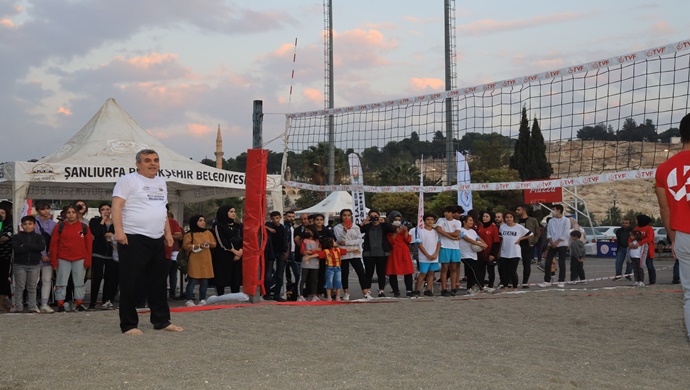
(49, 204, 92, 312)
(412, 213, 441, 298)
(569, 230, 586, 284)
(183, 215, 217, 306)
(305, 237, 351, 301)
(12, 216, 45, 313)
(434, 206, 462, 296)
(628, 230, 648, 287)
(299, 229, 321, 302)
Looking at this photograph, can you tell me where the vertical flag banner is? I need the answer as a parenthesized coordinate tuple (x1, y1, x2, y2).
(456, 151, 472, 213)
(348, 153, 366, 225)
(417, 156, 424, 242)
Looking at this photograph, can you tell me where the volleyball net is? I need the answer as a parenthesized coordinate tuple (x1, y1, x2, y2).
(283, 39, 690, 193)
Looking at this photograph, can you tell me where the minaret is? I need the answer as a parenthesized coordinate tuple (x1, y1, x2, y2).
(214, 124, 224, 169)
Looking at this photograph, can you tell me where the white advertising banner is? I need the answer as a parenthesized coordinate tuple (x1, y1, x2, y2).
(456, 151, 472, 213)
(348, 153, 367, 225)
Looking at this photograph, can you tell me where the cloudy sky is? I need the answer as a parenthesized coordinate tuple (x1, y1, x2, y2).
(1, 0, 687, 163)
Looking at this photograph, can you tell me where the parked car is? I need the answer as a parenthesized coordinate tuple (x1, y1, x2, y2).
(594, 226, 619, 240)
(582, 227, 611, 256)
(654, 227, 670, 252)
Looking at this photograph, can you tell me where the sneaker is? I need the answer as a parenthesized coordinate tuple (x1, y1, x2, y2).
(495, 284, 504, 291)
(625, 276, 632, 281)
(466, 289, 475, 296)
(393, 292, 401, 298)
(57, 305, 66, 313)
(441, 289, 451, 297)
(198, 299, 207, 306)
(672, 279, 681, 284)
(613, 276, 622, 281)
(378, 291, 386, 298)
(557, 282, 565, 288)
(537, 282, 550, 288)
(484, 287, 496, 293)
(521, 284, 530, 289)
(325, 297, 333, 302)
(40, 304, 54, 314)
(297, 296, 307, 302)
(423, 290, 434, 297)
(343, 293, 351, 301)
(75, 305, 87, 312)
(310, 296, 321, 302)
(363, 292, 374, 299)
(406, 291, 413, 298)
(101, 301, 114, 310)
(638, 282, 645, 287)
(28, 307, 41, 314)
(411, 291, 421, 298)
(185, 300, 196, 307)
(273, 297, 287, 302)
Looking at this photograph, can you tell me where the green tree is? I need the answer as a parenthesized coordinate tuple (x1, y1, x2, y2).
(600, 206, 623, 226)
(509, 106, 531, 180)
(527, 117, 553, 179)
(470, 168, 523, 212)
(295, 190, 327, 210)
(378, 162, 421, 186)
(427, 191, 457, 217)
(371, 192, 419, 222)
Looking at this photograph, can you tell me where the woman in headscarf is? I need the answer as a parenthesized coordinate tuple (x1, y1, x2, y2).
(630, 214, 656, 285)
(211, 205, 244, 295)
(183, 214, 217, 306)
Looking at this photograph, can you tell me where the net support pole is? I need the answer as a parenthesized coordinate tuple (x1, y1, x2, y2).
(443, 0, 453, 186)
(244, 100, 266, 304)
(326, 0, 335, 185)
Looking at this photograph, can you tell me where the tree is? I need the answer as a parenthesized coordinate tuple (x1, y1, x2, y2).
(295, 190, 327, 210)
(470, 168, 523, 212)
(371, 193, 419, 222)
(527, 118, 553, 179)
(427, 191, 457, 217)
(657, 127, 680, 143)
(600, 206, 623, 226)
(509, 106, 531, 180)
(378, 162, 421, 186)
(576, 123, 616, 140)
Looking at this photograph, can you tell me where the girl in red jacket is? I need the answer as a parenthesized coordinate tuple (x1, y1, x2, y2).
(50, 204, 93, 312)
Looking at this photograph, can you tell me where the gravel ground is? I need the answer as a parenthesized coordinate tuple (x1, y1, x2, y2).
(0, 258, 688, 390)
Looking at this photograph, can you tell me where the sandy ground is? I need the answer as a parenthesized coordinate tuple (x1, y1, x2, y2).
(0, 257, 688, 390)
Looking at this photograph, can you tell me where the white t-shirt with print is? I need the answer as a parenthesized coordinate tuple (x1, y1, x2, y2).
(499, 223, 531, 259)
(113, 172, 168, 239)
(434, 217, 462, 249)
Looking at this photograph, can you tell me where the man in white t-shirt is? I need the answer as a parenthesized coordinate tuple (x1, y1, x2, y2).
(538, 204, 570, 288)
(112, 149, 183, 335)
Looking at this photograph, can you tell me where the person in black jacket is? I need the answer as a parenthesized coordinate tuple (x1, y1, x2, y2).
(211, 205, 243, 295)
(89, 203, 117, 310)
(0, 202, 13, 311)
(12, 216, 46, 313)
(361, 210, 396, 298)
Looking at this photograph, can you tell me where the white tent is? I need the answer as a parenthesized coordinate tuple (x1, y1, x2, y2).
(295, 191, 367, 217)
(0, 98, 281, 229)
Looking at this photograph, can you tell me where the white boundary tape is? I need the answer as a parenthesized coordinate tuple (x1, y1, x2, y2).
(283, 168, 656, 193)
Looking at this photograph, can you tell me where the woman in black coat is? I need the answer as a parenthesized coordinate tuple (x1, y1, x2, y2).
(211, 205, 244, 294)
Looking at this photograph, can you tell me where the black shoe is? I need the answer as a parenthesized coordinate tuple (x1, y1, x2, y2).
(406, 290, 413, 297)
(75, 305, 87, 312)
(450, 289, 457, 297)
(522, 284, 530, 289)
(461, 277, 467, 282)
(625, 276, 632, 281)
(262, 295, 273, 301)
(87, 304, 96, 311)
(412, 291, 421, 298)
(441, 289, 451, 297)
(273, 296, 287, 302)
(174, 295, 186, 301)
(378, 291, 386, 298)
(649, 282, 656, 285)
(672, 279, 681, 284)
(393, 292, 401, 298)
(613, 276, 622, 281)
(423, 290, 434, 297)
(57, 306, 66, 313)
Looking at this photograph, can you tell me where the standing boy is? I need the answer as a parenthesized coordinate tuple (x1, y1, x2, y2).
(412, 213, 441, 297)
(434, 206, 462, 296)
(12, 216, 45, 313)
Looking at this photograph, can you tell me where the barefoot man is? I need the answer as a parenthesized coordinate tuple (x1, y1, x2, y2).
(112, 149, 183, 335)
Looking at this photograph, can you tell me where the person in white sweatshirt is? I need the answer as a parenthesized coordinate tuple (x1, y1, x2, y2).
(539, 204, 571, 288)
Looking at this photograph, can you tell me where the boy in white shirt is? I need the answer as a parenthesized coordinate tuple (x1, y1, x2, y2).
(412, 214, 441, 298)
(434, 206, 462, 296)
(539, 204, 571, 288)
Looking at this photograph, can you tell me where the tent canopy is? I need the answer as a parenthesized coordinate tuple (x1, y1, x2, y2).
(295, 191, 367, 216)
(0, 98, 281, 230)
